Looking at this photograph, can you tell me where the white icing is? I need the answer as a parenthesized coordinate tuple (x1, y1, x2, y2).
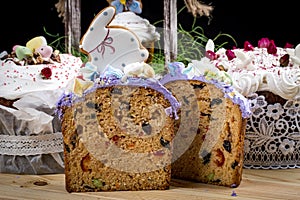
(0, 54, 82, 100)
(184, 59, 233, 85)
(80, 7, 149, 73)
(123, 62, 155, 78)
(110, 11, 160, 44)
(204, 43, 300, 99)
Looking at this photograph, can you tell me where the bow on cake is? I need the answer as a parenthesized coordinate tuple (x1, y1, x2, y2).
(109, 0, 142, 14)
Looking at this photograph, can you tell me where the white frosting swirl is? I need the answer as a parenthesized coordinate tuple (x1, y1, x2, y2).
(266, 68, 300, 99)
(208, 44, 300, 99)
(230, 71, 261, 96)
(110, 12, 160, 43)
(0, 54, 82, 100)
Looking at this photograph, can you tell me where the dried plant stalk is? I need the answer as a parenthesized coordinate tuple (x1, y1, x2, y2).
(55, 0, 66, 23)
(184, 0, 213, 17)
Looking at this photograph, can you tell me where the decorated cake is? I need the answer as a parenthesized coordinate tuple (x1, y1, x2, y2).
(57, 6, 180, 192)
(108, 0, 160, 63)
(201, 38, 300, 169)
(0, 36, 82, 174)
(160, 62, 251, 187)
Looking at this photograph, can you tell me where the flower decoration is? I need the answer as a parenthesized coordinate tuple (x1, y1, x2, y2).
(72, 77, 94, 97)
(205, 39, 218, 60)
(257, 38, 277, 55)
(285, 99, 300, 118)
(266, 103, 284, 120)
(110, 0, 142, 14)
(41, 67, 52, 79)
(279, 139, 295, 156)
(102, 65, 124, 79)
(183, 59, 233, 85)
(225, 49, 236, 61)
(243, 41, 254, 51)
(258, 38, 292, 66)
(258, 37, 270, 48)
(205, 50, 218, 60)
(80, 62, 99, 81)
(267, 40, 277, 55)
(284, 42, 294, 49)
(279, 54, 290, 67)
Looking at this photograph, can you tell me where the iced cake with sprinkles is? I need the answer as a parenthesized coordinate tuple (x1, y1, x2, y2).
(201, 38, 300, 169)
(160, 61, 251, 188)
(0, 36, 82, 174)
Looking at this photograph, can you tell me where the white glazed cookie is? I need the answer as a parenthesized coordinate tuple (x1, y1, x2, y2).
(80, 6, 149, 74)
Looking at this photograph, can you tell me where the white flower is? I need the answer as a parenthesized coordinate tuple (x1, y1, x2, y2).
(285, 98, 300, 118)
(279, 139, 295, 156)
(266, 103, 284, 120)
(205, 39, 215, 52)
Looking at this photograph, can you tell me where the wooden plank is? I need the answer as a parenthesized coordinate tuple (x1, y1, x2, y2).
(1, 169, 300, 199)
(64, 0, 81, 53)
(164, 0, 177, 67)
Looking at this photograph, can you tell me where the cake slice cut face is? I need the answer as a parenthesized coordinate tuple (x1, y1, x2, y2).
(160, 62, 251, 188)
(58, 81, 179, 192)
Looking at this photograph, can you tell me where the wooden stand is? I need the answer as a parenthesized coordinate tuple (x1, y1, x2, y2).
(64, 0, 81, 53)
(164, 0, 178, 65)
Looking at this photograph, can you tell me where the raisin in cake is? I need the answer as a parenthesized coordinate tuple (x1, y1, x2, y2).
(56, 65, 180, 192)
(0, 36, 82, 174)
(160, 62, 251, 187)
(202, 38, 300, 169)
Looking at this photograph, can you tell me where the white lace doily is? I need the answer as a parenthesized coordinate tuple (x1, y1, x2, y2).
(244, 93, 300, 169)
(0, 132, 63, 156)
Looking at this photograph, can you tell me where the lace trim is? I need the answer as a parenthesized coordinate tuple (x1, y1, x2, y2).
(244, 93, 300, 169)
(0, 132, 63, 156)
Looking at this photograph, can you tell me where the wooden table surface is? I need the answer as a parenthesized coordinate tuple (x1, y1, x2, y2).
(1, 168, 299, 200)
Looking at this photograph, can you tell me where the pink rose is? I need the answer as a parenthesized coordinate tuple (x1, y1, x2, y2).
(258, 38, 270, 48)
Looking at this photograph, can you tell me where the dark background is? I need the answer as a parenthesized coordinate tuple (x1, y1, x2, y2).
(0, 0, 298, 52)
